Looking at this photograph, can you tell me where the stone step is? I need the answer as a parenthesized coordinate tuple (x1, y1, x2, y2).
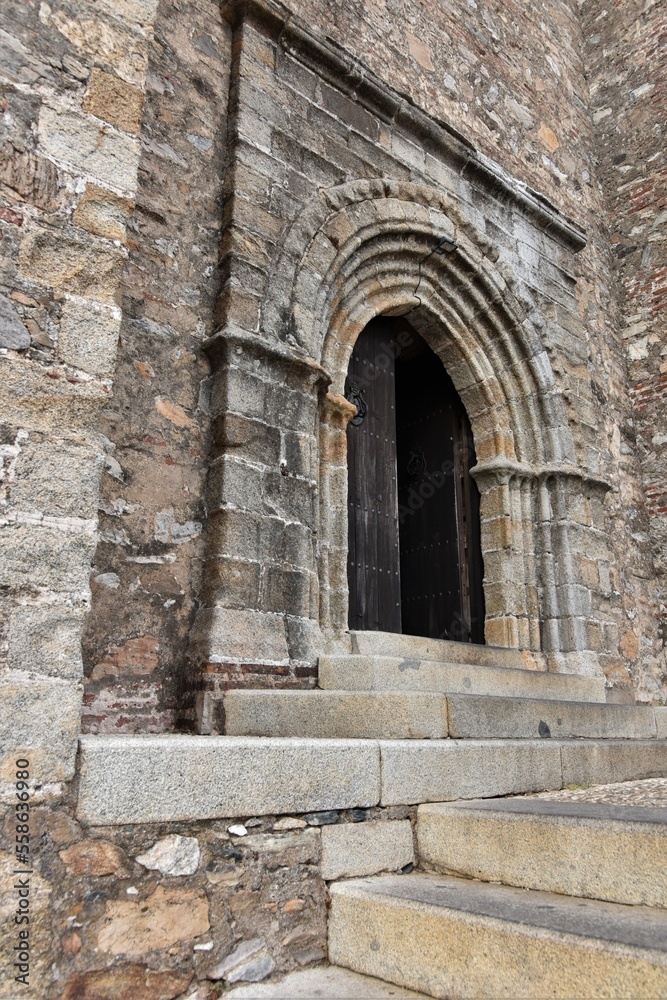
(224, 689, 657, 740)
(328, 873, 667, 999)
(379, 738, 667, 805)
(224, 965, 429, 998)
(319, 654, 607, 703)
(76, 735, 667, 824)
(417, 798, 667, 907)
(350, 630, 525, 669)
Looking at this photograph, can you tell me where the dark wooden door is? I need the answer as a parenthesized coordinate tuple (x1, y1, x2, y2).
(347, 318, 484, 641)
(346, 319, 402, 632)
(396, 344, 484, 642)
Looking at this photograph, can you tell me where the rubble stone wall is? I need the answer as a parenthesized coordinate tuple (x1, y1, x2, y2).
(583, 0, 667, 698)
(0, 787, 413, 1000)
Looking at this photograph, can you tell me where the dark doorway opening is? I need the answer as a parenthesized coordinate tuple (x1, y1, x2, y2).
(346, 316, 485, 642)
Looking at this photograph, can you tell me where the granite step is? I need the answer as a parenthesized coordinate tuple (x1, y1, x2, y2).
(328, 873, 667, 999)
(76, 735, 667, 824)
(350, 630, 525, 669)
(224, 689, 658, 740)
(223, 965, 429, 998)
(378, 738, 667, 805)
(417, 797, 667, 907)
(318, 654, 607, 703)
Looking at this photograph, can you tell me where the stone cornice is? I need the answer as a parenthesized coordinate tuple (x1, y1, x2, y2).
(205, 324, 331, 388)
(221, 0, 587, 253)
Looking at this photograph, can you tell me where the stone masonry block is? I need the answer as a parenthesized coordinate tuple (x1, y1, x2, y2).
(73, 184, 134, 243)
(8, 605, 86, 680)
(19, 229, 126, 304)
(76, 736, 381, 824)
(0, 525, 96, 593)
(380, 740, 562, 805)
(57, 297, 122, 377)
(321, 820, 414, 880)
(201, 556, 261, 608)
(0, 672, 82, 782)
(0, 356, 108, 432)
(656, 708, 667, 739)
(38, 104, 140, 195)
(261, 566, 313, 616)
(10, 438, 103, 518)
(560, 741, 667, 786)
(190, 607, 288, 662)
(83, 68, 144, 134)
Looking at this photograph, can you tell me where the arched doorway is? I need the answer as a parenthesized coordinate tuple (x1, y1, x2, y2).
(346, 316, 485, 642)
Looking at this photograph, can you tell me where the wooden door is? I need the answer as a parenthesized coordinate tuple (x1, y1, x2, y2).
(346, 318, 485, 641)
(346, 319, 402, 632)
(395, 342, 484, 642)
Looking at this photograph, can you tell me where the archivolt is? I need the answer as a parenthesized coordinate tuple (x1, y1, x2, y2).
(260, 178, 576, 469)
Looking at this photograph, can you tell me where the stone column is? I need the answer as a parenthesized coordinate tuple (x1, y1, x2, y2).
(472, 460, 542, 661)
(191, 328, 330, 731)
(318, 392, 358, 645)
(536, 470, 613, 675)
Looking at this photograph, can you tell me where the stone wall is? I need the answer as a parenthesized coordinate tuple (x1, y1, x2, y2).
(1, 0, 160, 780)
(80, 0, 230, 735)
(582, 0, 667, 700)
(0, 787, 413, 1000)
(2, 0, 665, 748)
(1, 2, 663, 744)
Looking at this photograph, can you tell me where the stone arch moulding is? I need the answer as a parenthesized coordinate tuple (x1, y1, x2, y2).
(260, 179, 611, 676)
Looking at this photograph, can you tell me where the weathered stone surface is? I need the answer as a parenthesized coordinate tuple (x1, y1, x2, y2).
(59, 838, 128, 876)
(560, 740, 667, 786)
(0, 524, 97, 592)
(19, 229, 126, 303)
(272, 816, 307, 831)
(656, 708, 667, 739)
(224, 690, 448, 739)
(0, 355, 108, 432)
(446, 694, 657, 740)
(0, 850, 52, 999)
(329, 874, 667, 998)
(350, 631, 524, 669)
(417, 798, 667, 906)
(318, 656, 607, 703)
(97, 886, 209, 955)
(0, 673, 81, 782)
(0, 145, 60, 210)
(73, 184, 134, 242)
(321, 820, 414, 880)
(77, 736, 381, 824)
(135, 834, 200, 876)
(38, 4, 149, 86)
(379, 740, 563, 805)
(7, 605, 86, 680)
(60, 965, 192, 1000)
(240, 828, 320, 864)
(0, 292, 30, 349)
(209, 937, 275, 982)
(191, 607, 289, 662)
(9, 437, 103, 518)
(83, 68, 144, 133)
(57, 296, 122, 376)
(223, 966, 428, 998)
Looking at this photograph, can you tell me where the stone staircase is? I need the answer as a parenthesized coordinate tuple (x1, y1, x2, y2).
(222, 631, 667, 998)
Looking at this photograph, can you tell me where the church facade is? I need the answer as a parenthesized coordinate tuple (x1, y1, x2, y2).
(1, 0, 665, 994)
